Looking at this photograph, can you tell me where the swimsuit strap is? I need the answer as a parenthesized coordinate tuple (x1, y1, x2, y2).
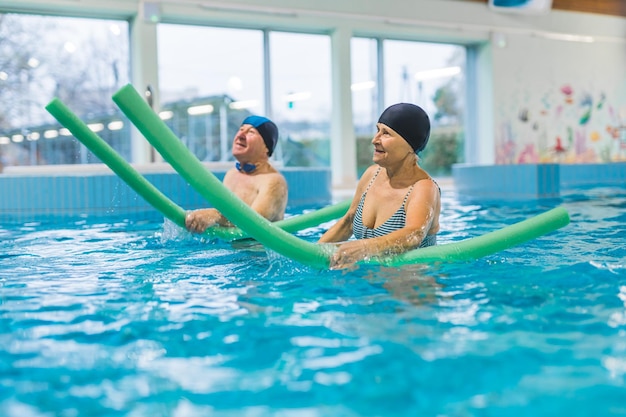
(402, 185, 414, 208)
(400, 176, 438, 211)
(363, 167, 381, 194)
(432, 178, 441, 194)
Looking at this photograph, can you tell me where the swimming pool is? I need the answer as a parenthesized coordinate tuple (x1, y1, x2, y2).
(1, 186, 625, 416)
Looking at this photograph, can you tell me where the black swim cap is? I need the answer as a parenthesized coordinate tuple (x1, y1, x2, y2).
(242, 115, 279, 156)
(377, 103, 430, 153)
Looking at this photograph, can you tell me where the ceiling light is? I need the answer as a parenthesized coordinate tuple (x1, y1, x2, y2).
(187, 104, 214, 115)
(414, 66, 461, 81)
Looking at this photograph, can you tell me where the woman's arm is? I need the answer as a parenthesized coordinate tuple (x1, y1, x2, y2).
(317, 165, 378, 244)
(317, 212, 355, 243)
(329, 178, 439, 269)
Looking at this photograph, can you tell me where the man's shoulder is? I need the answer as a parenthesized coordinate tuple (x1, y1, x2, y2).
(263, 164, 286, 178)
(263, 170, 287, 185)
(255, 167, 287, 191)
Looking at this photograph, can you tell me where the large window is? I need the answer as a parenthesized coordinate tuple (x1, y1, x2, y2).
(384, 39, 466, 176)
(157, 24, 264, 162)
(157, 26, 333, 167)
(351, 37, 380, 176)
(350, 37, 379, 139)
(383, 40, 464, 114)
(0, 14, 129, 166)
(269, 32, 332, 167)
(0, 12, 467, 175)
(351, 37, 466, 176)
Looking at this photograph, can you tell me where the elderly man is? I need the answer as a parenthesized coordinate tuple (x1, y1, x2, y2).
(185, 115, 287, 233)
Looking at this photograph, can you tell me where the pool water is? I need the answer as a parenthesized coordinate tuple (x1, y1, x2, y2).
(1, 186, 625, 416)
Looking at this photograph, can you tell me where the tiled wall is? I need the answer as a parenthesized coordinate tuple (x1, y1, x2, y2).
(0, 166, 332, 223)
(559, 163, 626, 190)
(453, 162, 625, 200)
(5, 162, 621, 223)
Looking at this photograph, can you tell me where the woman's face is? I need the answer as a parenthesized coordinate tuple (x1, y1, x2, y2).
(371, 122, 414, 166)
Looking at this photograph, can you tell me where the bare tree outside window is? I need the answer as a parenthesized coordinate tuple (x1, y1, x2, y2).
(0, 13, 129, 166)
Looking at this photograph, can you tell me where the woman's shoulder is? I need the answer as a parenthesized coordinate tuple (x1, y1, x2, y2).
(412, 175, 438, 189)
(408, 176, 441, 205)
(360, 165, 380, 181)
(352, 165, 378, 189)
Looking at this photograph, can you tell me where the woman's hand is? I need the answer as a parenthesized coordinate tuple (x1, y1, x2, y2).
(329, 239, 371, 270)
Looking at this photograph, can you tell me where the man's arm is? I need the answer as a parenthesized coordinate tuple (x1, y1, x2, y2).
(249, 173, 288, 222)
(185, 207, 232, 233)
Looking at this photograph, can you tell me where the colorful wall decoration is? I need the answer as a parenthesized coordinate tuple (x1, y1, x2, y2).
(496, 83, 626, 164)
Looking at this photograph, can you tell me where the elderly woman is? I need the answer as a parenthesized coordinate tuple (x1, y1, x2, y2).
(319, 103, 441, 269)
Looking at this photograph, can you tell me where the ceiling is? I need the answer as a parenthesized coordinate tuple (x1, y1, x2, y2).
(459, 0, 626, 17)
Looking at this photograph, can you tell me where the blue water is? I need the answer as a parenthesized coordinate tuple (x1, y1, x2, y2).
(1, 186, 625, 417)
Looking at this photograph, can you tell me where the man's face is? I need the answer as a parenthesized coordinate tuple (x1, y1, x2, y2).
(232, 124, 268, 161)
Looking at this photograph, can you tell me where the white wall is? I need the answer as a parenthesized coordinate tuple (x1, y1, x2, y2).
(492, 33, 626, 164)
(3, 0, 626, 174)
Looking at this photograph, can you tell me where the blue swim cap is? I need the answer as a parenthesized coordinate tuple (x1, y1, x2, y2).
(241, 115, 279, 156)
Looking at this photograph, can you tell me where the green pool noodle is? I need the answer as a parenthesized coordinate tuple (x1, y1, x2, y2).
(113, 83, 569, 268)
(45, 98, 188, 229)
(44, 98, 350, 241)
(278, 199, 350, 233)
(113, 84, 333, 268)
(368, 206, 570, 267)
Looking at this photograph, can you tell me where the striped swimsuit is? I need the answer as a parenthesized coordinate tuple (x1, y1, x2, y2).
(352, 168, 437, 248)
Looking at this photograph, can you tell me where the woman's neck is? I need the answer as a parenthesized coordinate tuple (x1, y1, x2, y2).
(384, 154, 422, 186)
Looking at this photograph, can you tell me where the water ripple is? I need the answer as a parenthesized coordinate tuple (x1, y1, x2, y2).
(1, 187, 625, 416)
